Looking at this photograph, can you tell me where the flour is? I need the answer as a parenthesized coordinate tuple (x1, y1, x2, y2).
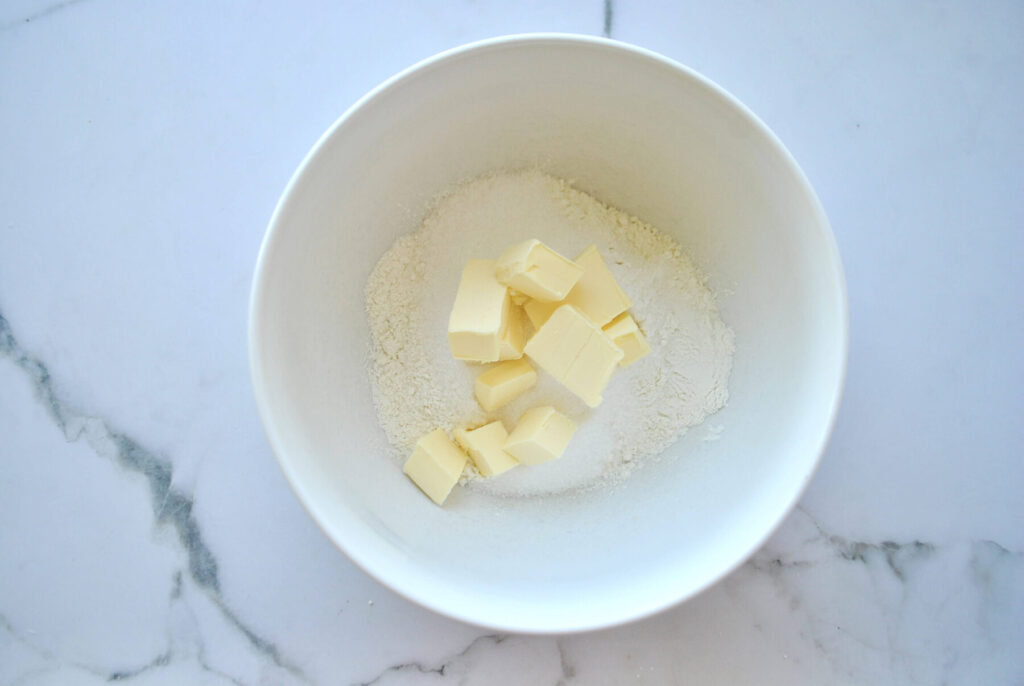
(364, 171, 734, 497)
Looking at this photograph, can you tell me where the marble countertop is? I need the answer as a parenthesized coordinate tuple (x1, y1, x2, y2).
(2, 2, 1021, 684)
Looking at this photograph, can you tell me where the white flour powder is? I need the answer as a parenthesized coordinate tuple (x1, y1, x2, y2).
(365, 171, 734, 497)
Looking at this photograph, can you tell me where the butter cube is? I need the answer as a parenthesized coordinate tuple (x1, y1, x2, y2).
(454, 421, 518, 477)
(403, 429, 468, 505)
(603, 312, 651, 367)
(474, 358, 537, 412)
(524, 304, 624, 407)
(495, 239, 584, 302)
(497, 304, 528, 361)
(523, 298, 559, 330)
(563, 331, 625, 403)
(563, 245, 632, 326)
(524, 305, 593, 378)
(504, 406, 577, 465)
(448, 259, 511, 362)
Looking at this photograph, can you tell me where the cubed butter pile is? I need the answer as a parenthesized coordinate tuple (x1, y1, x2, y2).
(403, 239, 650, 506)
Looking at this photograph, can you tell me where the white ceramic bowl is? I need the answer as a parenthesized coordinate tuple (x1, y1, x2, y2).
(250, 34, 847, 633)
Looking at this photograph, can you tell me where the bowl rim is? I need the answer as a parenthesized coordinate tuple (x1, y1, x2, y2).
(249, 32, 850, 634)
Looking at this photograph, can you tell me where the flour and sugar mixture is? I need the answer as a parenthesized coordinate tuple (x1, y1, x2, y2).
(365, 170, 734, 497)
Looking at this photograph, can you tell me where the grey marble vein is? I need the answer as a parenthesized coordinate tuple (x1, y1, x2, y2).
(0, 0, 90, 31)
(1, 573, 254, 685)
(351, 634, 507, 686)
(602, 0, 614, 38)
(168, 572, 252, 686)
(170, 569, 254, 686)
(0, 312, 308, 684)
(797, 506, 939, 581)
(968, 540, 1023, 637)
(738, 506, 1023, 683)
(555, 638, 577, 684)
(107, 649, 173, 681)
(1, 612, 103, 683)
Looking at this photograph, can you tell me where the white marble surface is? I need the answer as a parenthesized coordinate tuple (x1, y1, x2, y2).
(1, 1, 1021, 684)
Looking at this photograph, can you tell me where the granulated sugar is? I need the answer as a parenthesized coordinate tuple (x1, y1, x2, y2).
(365, 170, 734, 497)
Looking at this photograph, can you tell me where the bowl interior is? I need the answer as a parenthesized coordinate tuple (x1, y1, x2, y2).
(251, 36, 846, 632)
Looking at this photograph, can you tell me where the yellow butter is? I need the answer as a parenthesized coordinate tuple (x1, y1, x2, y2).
(603, 312, 651, 367)
(495, 239, 583, 302)
(524, 304, 623, 407)
(474, 358, 537, 412)
(497, 304, 528, 361)
(402, 429, 468, 505)
(509, 290, 530, 306)
(522, 298, 559, 330)
(563, 331, 625, 402)
(524, 304, 593, 378)
(563, 245, 632, 326)
(454, 421, 518, 477)
(448, 259, 511, 362)
(504, 406, 577, 465)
